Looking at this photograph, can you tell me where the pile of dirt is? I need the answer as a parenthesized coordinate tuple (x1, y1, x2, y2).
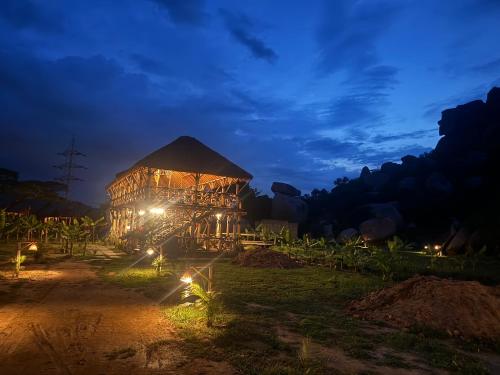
(233, 247, 301, 269)
(347, 275, 500, 340)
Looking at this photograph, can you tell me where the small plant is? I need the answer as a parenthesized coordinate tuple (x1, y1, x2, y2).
(151, 255, 167, 275)
(372, 236, 412, 280)
(183, 282, 222, 327)
(342, 237, 370, 273)
(466, 245, 487, 272)
(11, 254, 26, 278)
(298, 336, 313, 374)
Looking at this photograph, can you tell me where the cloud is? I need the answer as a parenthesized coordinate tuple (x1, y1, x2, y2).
(370, 129, 435, 143)
(130, 53, 169, 75)
(469, 57, 500, 75)
(0, 0, 63, 33)
(316, 0, 402, 75)
(150, 0, 207, 26)
(219, 9, 278, 64)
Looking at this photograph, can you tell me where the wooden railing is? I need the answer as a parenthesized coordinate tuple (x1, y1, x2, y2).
(110, 186, 239, 209)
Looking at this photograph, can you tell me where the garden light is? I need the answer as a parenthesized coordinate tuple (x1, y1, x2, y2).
(138, 209, 146, 216)
(215, 213, 222, 220)
(146, 248, 155, 256)
(180, 271, 193, 284)
(28, 243, 38, 251)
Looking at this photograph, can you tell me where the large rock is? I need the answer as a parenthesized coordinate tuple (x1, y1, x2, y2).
(366, 202, 404, 227)
(438, 100, 486, 137)
(380, 162, 401, 175)
(271, 192, 308, 223)
(425, 172, 453, 194)
(271, 182, 301, 197)
(337, 228, 359, 243)
(398, 176, 417, 191)
(360, 217, 397, 241)
(362, 171, 390, 190)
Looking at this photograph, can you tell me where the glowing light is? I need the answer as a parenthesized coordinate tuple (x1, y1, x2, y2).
(424, 245, 429, 250)
(146, 248, 155, 256)
(215, 213, 222, 220)
(28, 243, 38, 251)
(149, 207, 165, 215)
(138, 209, 146, 216)
(434, 245, 441, 250)
(180, 271, 193, 284)
(126, 225, 131, 230)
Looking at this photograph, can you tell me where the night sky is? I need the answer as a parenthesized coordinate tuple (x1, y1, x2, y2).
(1, 0, 500, 206)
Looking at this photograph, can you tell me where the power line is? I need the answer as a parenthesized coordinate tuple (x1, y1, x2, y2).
(53, 137, 87, 199)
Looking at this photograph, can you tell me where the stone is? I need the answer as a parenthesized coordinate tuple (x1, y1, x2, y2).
(398, 177, 417, 191)
(360, 166, 371, 179)
(366, 202, 404, 227)
(362, 171, 390, 190)
(271, 192, 308, 223)
(380, 162, 400, 175)
(444, 227, 470, 255)
(359, 217, 397, 241)
(271, 182, 301, 197)
(337, 228, 359, 243)
(425, 172, 453, 194)
(438, 100, 486, 137)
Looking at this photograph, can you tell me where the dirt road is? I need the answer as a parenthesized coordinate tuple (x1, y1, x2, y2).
(0, 262, 234, 375)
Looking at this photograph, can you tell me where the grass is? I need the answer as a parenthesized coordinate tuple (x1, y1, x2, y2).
(94, 255, 497, 374)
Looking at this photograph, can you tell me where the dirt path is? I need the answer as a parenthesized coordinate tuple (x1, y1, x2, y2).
(0, 262, 234, 375)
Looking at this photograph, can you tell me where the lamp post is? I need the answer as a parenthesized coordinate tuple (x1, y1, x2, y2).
(14, 241, 38, 278)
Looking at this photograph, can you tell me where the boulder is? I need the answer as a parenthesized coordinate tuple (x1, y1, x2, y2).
(271, 182, 301, 197)
(362, 171, 390, 190)
(360, 166, 371, 179)
(438, 100, 486, 137)
(425, 172, 453, 194)
(360, 217, 397, 241)
(271, 193, 308, 223)
(444, 227, 470, 255)
(366, 202, 404, 227)
(380, 162, 401, 175)
(337, 228, 359, 243)
(398, 177, 417, 191)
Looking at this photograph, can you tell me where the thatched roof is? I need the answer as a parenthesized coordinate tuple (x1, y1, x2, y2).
(118, 136, 252, 180)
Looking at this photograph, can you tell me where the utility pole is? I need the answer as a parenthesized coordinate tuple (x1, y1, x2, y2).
(53, 137, 86, 199)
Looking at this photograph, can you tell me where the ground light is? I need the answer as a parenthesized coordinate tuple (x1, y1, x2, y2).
(146, 248, 155, 256)
(180, 266, 213, 292)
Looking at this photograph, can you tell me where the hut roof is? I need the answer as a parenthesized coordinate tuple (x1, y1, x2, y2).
(117, 136, 252, 180)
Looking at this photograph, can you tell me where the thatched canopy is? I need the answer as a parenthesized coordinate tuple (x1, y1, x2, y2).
(109, 136, 252, 192)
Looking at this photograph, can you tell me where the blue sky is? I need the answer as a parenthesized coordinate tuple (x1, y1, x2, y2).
(1, 0, 499, 205)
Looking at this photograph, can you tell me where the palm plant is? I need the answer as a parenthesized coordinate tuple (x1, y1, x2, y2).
(372, 236, 412, 280)
(60, 219, 83, 256)
(183, 282, 222, 327)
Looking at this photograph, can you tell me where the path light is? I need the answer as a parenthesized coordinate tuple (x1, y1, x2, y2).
(215, 213, 222, 220)
(146, 248, 155, 256)
(138, 209, 146, 216)
(180, 271, 193, 284)
(126, 225, 131, 230)
(28, 243, 38, 251)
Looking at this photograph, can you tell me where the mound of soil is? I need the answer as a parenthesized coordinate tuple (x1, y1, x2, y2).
(347, 275, 500, 340)
(234, 247, 301, 269)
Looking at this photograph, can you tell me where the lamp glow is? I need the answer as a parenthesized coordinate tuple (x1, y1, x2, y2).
(28, 243, 38, 251)
(149, 207, 165, 215)
(146, 248, 155, 256)
(215, 213, 222, 220)
(138, 209, 146, 216)
(180, 271, 193, 284)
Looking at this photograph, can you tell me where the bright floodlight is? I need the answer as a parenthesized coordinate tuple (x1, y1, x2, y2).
(28, 243, 38, 251)
(126, 225, 131, 230)
(215, 213, 222, 220)
(150, 207, 165, 215)
(138, 209, 146, 216)
(180, 271, 193, 284)
(434, 244, 441, 250)
(146, 248, 155, 256)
